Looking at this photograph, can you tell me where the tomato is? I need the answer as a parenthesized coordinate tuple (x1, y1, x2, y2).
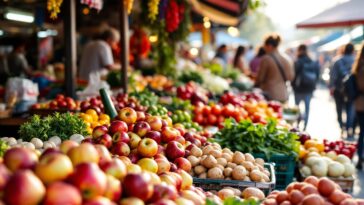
(194, 114, 204, 125)
(211, 105, 222, 115)
(207, 114, 217, 125)
(222, 104, 235, 117)
(202, 106, 211, 115)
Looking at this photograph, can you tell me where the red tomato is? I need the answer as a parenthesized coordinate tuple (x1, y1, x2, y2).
(222, 104, 235, 117)
(211, 105, 222, 115)
(202, 106, 211, 115)
(207, 114, 218, 125)
(193, 114, 204, 124)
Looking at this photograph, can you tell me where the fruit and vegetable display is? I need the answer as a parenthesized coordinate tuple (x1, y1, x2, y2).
(213, 119, 300, 158)
(323, 139, 357, 159)
(30, 94, 79, 111)
(262, 176, 363, 205)
(187, 143, 271, 183)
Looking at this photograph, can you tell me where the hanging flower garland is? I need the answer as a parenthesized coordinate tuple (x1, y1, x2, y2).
(47, 0, 63, 19)
(165, 0, 180, 33)
(124, 0, 134, 14)
(80, 0, 103, 11)
(148, 0, 160, 21)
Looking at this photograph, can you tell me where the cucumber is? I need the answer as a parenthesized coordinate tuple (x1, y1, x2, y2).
(99, 88, 118, 119)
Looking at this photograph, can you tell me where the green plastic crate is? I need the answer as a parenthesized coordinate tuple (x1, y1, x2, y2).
(253, 153, 296, 190)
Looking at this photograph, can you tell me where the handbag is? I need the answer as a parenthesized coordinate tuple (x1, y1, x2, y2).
(269, 54, 293, 103)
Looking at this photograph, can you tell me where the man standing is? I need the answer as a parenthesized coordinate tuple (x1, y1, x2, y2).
(330, 43, 355, 139)
(7, 41, 32, 77)
(79, 28, 120, 81)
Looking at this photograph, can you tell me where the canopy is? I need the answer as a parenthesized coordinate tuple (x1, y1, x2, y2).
(189, 0, 248, 26)
(296, 0, 364, 28)
(318, 26, 363, 52)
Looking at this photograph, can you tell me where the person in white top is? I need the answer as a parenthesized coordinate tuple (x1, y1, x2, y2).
(79, 28, 120, 81)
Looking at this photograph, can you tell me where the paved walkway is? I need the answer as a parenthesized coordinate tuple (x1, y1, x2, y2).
(300, 87, 363, 197)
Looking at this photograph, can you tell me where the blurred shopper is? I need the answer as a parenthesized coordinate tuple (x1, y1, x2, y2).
(214, 44, 228, 66)
(79, 28, 120, 81)
(330, 43, 356, 139)
(245, 45, 255, 63)
(7, 41, 32, 77)
(292, 44, 320, 130)
(255, 34, 294, 102)
(353, 43, 364, 169)
(233, 46, 249, 75)
(249, 46, 266, 77)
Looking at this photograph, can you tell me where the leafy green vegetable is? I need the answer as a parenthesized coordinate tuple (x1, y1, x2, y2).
(178, 70, 204, 84)
(206, 197, 261, 205)
(19, 113, 88, 141)
(213, 119, 300, 159)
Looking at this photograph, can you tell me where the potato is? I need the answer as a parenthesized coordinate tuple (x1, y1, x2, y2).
(203, 145, 214, 155)
(244, 176, 251, 181)
(211, 143, 222, 150)
(225, 177, 232, 180)
(245, 153, 255, 162)
(208, 167, 224, 179)
(264, 169, 270, 177)
(241, 161, 254, 171)
(194, 165, 206, 175)
(262, 173, 270, 182)
(201, 155, 217, 169)
(224, 167, 233, 177)
(210, 150, 222, 158)
(201, 155, 208, 162)
(256, 164, 265, 172)
(250, 170, 263, 182)
(216, 164, 225, 171)
(242, 187, 265, 200)
(187, 155, 200, 167)
(233, 152, 245, 164)
(218, 189, 235, 200)
(222, 148, 233, 155)
(227, 162, 237, 169)
(224, 187, 241, 196)
(255, 158, 265, 166)
(191, 146, 203, 157)
(217, 158, 228, 167)
(232, 166, 247, 180)
(199, 173, 207, 179)
(221, 153, 232, 162)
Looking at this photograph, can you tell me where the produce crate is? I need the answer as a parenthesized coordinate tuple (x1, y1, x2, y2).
(253, 153, 296, 190)
(193, 163, 275, 196)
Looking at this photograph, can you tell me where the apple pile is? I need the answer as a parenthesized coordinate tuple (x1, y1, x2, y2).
(262, 176, 364, 205)
(187, 143, 271, 182)
(0, 142, 222, 205)
(176, 82, 209, 105)
(31, 94, 79, 111)
(323, 140, 357, 159)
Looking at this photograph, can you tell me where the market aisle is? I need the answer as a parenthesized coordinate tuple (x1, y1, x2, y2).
(302, 87, 364, 197)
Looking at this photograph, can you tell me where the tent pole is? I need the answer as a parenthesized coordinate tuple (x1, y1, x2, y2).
(64, 0, 77, 98)
(120, 1, 129, 93)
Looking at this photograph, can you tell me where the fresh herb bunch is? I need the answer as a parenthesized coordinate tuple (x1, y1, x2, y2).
(213, 119, 300, 159)
(0, 139, 9, 157)
(19, 113, 88, 142)
(130, 90, 159, 107)
(206, 197, 260, 205)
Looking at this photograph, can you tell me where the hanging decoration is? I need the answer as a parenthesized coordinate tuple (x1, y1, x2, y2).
(124, 0, 134, 14)
(80, 0, 103, 10)
(148, 0, 160, 21)
(47, 0, 63, 19)
(165, 0, 180, 32)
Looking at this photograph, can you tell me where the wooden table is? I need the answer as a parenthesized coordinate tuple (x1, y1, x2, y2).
(0, 117, 29, 137)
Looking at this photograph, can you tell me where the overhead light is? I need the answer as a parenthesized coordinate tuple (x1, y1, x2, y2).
(203, 17, 211, 29)
(5, 10, 34, 23)
(37, 30, 58, 38)
(149, 35, 158, 43)
(189, 47, 199, 56)
(227, 27, 239, 37)
(0, 30, 4, 36)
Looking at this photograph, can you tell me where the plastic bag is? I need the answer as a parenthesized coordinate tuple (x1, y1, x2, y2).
(76, 72, 110, 100)
(5, 77, 39, 102)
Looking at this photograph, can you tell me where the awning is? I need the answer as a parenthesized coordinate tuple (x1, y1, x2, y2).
(318, 26, 363, 52)
(189, 0, 248, 26)
(296, 0, 364, 28)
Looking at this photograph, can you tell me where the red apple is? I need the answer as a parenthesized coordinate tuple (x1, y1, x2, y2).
(60, 140, 79, 154)
(174, 157, 191, 172)
(43, 182, 82, 205)
(111, 142, 130, 157)
(120, 197, 144, 205)
(109, 120, 128, 135)
(83, 196, 116, 205)
(145, 131, 162, 144)
(157, 145, 165, 155)
(123, 173, 153, 201)
(119, 107, 137, 124)
(133, 121, 151, 137)
(137, 138, 158, 158)
(136, 111, 146, 121)
(70, 163, 107, 200)
(129, 132, 142, 149)
(159, 173, 178, 190)
(128, 153, 140, 164)
(154, 154, 167, 160)
(35, 153, 73, 184)
(168, 172, 182, 191)
(96, 134, 113, 148)
(170, 163, 178, 172)
(4, 147, 38, 172)
(100, 158, 127, 180)
(94, 144, 112, 164)
(177, 170, 193, 190)
(147, 116, 163, 131)
(161, 127, 180, 143)
(149, 183, 178, 203)
(137, 158, 158, 173)
(175, 136, 186, 145)
(40, 148, 62, 160)
(155, 158, 171, 174)
(112, 131, 130, 144)
(104, 175, 122, 201)
(93, 125, 109, 139)
(152, 199, 177, 205)
(0, 164, 10, 191)
(82, 137, 94, 144)
(4, 170, 45, 205)
(165, 141, 185, 160)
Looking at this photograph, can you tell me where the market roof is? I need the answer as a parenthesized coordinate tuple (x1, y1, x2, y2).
(296, 0, 364, 28)
(190, 0, 249, 26)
